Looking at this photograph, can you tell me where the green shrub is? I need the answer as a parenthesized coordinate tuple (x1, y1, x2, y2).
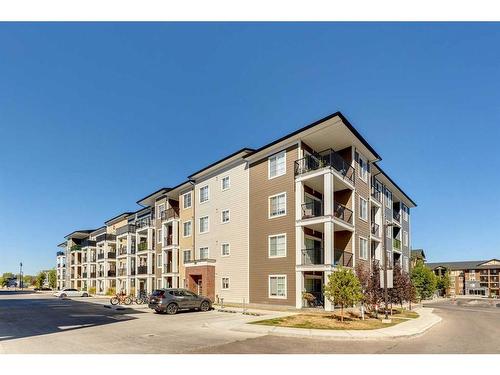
(106, 287, 116, 296)
(88, 286, 96, 295)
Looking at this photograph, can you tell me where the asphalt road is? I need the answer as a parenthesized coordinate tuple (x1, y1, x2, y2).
(1, 291, 499, 354)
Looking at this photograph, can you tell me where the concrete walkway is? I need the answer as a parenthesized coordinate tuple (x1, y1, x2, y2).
(230, 307, 441, 340)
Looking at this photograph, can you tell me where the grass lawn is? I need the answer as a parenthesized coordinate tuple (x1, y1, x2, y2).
(250, 310, 419, 330)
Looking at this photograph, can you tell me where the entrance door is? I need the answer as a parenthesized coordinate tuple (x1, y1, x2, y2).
(197, 278, 203, 295)
(304, 237, 322, 264)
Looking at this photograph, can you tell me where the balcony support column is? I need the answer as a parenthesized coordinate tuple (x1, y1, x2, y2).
(323, 171, 334, 217)
(324, 270, 334, 311)
(295, 271, 304, 309)
(324, 221, 334, 265)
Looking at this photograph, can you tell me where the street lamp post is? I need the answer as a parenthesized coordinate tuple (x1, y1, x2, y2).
(19, 262, 23, 290)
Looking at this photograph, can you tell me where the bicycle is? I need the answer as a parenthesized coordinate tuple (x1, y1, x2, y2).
(110, 292, 132, 305)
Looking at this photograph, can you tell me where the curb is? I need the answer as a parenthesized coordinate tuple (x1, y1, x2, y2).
(231, 308, 442, 341)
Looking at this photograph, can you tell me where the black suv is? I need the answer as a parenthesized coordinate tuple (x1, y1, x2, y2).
(148, 288, 212, 315)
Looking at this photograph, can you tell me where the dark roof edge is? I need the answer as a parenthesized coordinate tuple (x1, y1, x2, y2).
(373, 163, 417, 207)
(188, 147, 255, 179)
(245, 111, 381, 161)
(136, 187, 172, 206)
(104, 212, 134, 225)
(63, 229, 95, 239)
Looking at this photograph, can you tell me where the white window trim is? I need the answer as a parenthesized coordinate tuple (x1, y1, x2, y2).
(268, 192, 287, 219)
(403, 231, 408, 246)
(183, 192, 192, 209)
(268, 233, 287, 258)
(268, 274, 287, 299)
(221, 243, 230, 257)
(199, 185, 210, 204)
(359, 236, 368, 260)
(268, 151, 286, 180)
(199, 247, 209, 260)
(221, 209, 230, 224)
(359, 196, 368, 222)
(221, 277, 230, 290)
(358, 153, 368, 183)
(157, 203, 165, 219)
(386, 189, 392, 209)
(402, 204, 409, 221)
(183, 249, 192, 263)
(158, 228, 163, 243)
(157, 254, 162, 268)
(199, 216, 209, 234)
(182, 220, 192, 238)
(221, 176, 230, 191)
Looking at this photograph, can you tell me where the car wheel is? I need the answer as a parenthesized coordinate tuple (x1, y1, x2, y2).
(82, 292, 89, 297)
(154, 308, 164, 314)
(166, 303, 178, 315)
(60, 293, 67, 299)
(200, 301, 210, 312)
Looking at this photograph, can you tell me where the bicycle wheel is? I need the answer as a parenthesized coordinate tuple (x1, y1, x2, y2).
(110, 297, 119, 305)
(124, 297, 132, 305)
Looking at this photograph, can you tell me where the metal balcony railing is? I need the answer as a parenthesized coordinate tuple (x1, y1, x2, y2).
(107, 252, 116, 259)
(116, 224, 136, 236)
(333, 249, 353, 267)
(118, 246, 127, 256)
(137, 242, 148, 251)
(371, 183, 383, 202)
(163, 263, 173, 273)
(294, 149, 355, 183)
(371, 222, 380, 236)
(333, 201, 353, 224)
(302, 248, 324, 265)
(70, 245, 82, 251)
(90, 272, 96, 278)
(118, 269, 127, 277)
(137, 265, 148, 275)
(81, 239, 96, 248)
(301, 201, 323, 219)
(393, 211, 401, 222)
(97, 271, 104, 278)
(135, 218, 152, 230)
(96, 233, 116, 243)
(97, 253, 105, 260)
(161, 207, 179, 221)
(107, 270, 116, 277)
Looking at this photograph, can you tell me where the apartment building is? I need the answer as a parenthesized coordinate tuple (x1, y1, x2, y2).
(56, 111, 416, 310)
(56, 247, 66, 290)
(427, 259, 500, 297)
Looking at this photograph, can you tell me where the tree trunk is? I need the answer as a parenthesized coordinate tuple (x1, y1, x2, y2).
(341, 304, 344, 322)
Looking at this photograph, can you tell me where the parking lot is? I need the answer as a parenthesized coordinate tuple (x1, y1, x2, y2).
(1, 291, 500, 354)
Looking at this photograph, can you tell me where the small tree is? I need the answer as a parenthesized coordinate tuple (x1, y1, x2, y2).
(411, 260, 437, 301)
(35, 272, 46, 289)
(436, 271, 451, 297)
(324, 267, 363, 322)
(48, 270, 57, 289)
(355, 262, 370, 319)
(365, 260, 384, 316)
(390, 263, 406, 309)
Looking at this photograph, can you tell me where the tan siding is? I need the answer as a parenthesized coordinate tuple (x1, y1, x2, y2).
(354, 150, 370, 267)
(249, 144, 297, 306)
(179, 188, 195, 288)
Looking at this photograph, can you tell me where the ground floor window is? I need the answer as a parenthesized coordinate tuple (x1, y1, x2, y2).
(269, 275, 287, 299)
(221, 277, 230, 290)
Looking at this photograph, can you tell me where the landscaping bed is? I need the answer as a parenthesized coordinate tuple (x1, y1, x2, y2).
(250, 309, 419, 330)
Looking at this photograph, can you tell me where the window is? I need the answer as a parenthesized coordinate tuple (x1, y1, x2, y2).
(386, 226, 391, 238)
(402, 205, 409, 221)
(183, 192, 192, 209)
(157, 203, 165, 219)
(199, 185, 209, 203)
(359, 237, 368, 260)
(221, 277, 230, 290)
(268, 151, 286, 179)
(158, 228, 163, 243)
(199, 216, 209, 233)
(221, 176, 230, 190)
(221, 209, 230, 223)
(157, 254, 162, 268)
(183, 221, 192, 237)
(403, 256, 409, 272)
(269, 234, 287, 258)
(199, 247, 209, 260)
(358, 154, 368, 182)
(269, 275, 287, 298)
(385, 189, 392, 209)
(359, 197, 368, 221)
(403, 231, 408, 246)
(221, 243, 230, 256)
(183, 250, 191, 264)
(269, 192, 286, 218)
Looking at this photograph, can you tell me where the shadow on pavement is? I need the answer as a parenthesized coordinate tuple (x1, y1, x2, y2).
(0, 293, 146, 342)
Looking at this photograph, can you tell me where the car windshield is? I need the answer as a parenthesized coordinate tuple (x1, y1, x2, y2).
(151, 290, 165, 297)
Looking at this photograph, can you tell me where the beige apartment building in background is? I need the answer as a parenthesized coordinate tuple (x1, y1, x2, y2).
(56, 111, 416, 310)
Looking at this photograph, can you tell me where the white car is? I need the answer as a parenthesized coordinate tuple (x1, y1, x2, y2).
(53, 288, 89, 298)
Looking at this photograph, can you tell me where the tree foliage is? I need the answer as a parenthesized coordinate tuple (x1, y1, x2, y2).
(35, 272, 46, 289)
(324, 267, 363, 322)
(436, 271, 451, 296)
(411, 260, 437, 300)
(48, 269, 57, 289)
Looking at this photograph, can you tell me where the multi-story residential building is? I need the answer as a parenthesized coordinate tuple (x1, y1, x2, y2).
(427, 259, 500, 297)
(56, 111, 416, 310)
(411, 248, 426, 267)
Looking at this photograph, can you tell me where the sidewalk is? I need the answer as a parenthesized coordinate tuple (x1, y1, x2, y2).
(229, 307, 441, 340)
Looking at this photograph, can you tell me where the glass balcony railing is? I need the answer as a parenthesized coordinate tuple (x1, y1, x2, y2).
(294, 149, 354, 183)
(393, 239, 402, 250)
(333, 201, 353, 224)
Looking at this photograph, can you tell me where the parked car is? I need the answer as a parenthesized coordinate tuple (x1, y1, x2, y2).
(148, 288, 212, 315)
(53, 288, 89, 298)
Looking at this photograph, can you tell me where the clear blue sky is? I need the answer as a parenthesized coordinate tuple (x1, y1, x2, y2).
(1, 22, 499, 275)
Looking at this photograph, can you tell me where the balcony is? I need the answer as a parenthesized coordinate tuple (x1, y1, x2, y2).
(98, 271, 104, 278)
(97, 253, 105, 260)
(96, 233, 116, 243)
(136, 218, 152, 230)
(118, 246, 127, 256)
(137, 242, 148, 252)
(163, 234, 176, 247)
(137, 265, 148, 275)
(371, 184, 382, 202)
(81, 239, 96, 248)
(70, 245, 82, 251)
(161, 207, 179, 221)
(393, 239, 402, 250)
(108, 252, 116, 259)
(107, 270, 116, 277)
(116, 224, 136, 236)
(302, 248, 324, 265)
(89, 256, 96, 262)
(164, 263, 173, 273)
(90, 272, 96, 278)
(333, 202, 353, 224)
(56, 251, 65, 256)
(82, 272, 88, 278)
(294, 149, 354, 183)
(301, 201, 323, 219)
(371, 222, 380, 237)
(118, 268, 127, 277)
(393, 211, 401, 222)
(333, 249, 353, 267)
